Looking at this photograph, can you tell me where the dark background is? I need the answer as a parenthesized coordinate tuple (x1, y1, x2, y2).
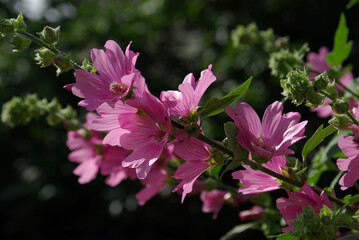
(0, 0, 358, 239)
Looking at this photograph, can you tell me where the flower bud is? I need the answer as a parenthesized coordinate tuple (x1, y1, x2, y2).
(322, 83, 338, 100)
(37, 26, 60, 45)
(305, 87, 324, 108)
(35, 47, 55, 67)
(0, 18, 15, 37)
(332, 98, 349, 114)
(11, 34, 31, 52)
(81, 58, 96, 73)
(13, 13, 27, 31)
(329, 114, 352, 129)
(54, 53, 73, 76)
(281, 69, 311, 105)
(313, 72, 329, 90)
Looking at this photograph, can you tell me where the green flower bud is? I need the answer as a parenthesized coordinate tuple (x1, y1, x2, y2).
(268, 43, 309, 78)
(305, 87, 324, 108)
(332, 98, 349, 114)
(313, 72, 329, 90)
(13, 13, 27, 31)
(322, 83, 338, 100)
(35, 47, 55, 67)
(11, 34, 31, 52)
(292, 207, 338, 240)
(231, 23, 259, 47)
(81, 58, 96, 73)
(0, 18, 15, 37)
(281, 69, 311, 105)
(37, 26, 60, 45)
(53, 53, 73, 76)
(329, 114, 352, 129)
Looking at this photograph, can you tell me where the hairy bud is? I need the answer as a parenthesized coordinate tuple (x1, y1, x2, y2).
(313, 72, 329, 90)
(53, 53, 73, 75)
(11, 34, 31, 52)
(35, 47, 55, 67)
(332, 98, 349, 114)
(37, 26, 60, 45)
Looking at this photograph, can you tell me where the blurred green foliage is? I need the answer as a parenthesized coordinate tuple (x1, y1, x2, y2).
(1, 0, 359, 239)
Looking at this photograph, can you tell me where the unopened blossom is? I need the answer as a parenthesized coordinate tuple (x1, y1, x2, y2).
(337, 135, 359, 190)
(200, 190, 229, 220)
(276, 183, 333, 232)
(160, 65, 216, 118)
(71, 40, 142, 111)
(172, 130, 212, 202)
(307, 47, 354, 118)
(92, 89, 171, 179)
(225, 101, 307, 158)
(232, 155, 287, 194)
(239, 206, 264, 222)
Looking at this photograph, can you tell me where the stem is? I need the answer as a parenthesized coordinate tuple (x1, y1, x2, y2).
(16, 30, 82, 69)
(336, 81, 359, 100)
(318, 90, 335, 101)
(346, 112, 359, 127)
(170, 119, 353, 210)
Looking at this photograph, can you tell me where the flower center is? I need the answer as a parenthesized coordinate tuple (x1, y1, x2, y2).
(109, 82, 128, 96)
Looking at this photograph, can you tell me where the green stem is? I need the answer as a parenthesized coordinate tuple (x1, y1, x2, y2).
(336, 80, 359, 100)
(318, 90, 335, 101)
(346, 112, 359, 127)
(16, 30, 82, 70)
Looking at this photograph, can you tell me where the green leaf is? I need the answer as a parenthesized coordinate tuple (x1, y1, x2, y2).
(347, 0, 359, 9)
(343, 194, 359, 205)
(302, 124, 337, 159)
(275, 233, 299, 240)
(220, 222, 258, 240)
(326, 13, 353, 66)
(307, 131, 349, 185)
(201, 77, 252, 117)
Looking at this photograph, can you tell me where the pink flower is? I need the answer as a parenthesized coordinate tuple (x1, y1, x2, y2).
(232, 155, 287, 194)
(172, 131, 212, 202)
(306, 47, 354, 118)
(306, 47, 330, 77)
(66, 113, 103, 184)
(276, 183, 333, 232)
(225, 101, 307, 158)
(135, 166, 168, 206)
(239, 206, 264, 222)
(200, 190, 228, 219)
(67, 113, 135, 185)
(337, 135, 359, 190)
(100, 146, 136, 187)
(160, 65, 216, 118)
(135, 143, 174, 205)
(71, 40, 142, 111)
(92, 90, 171, 179)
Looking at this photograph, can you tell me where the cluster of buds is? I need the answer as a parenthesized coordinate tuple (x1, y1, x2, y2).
(231, 23, 289, 53)
(281, 69, 324, 107)
(0, 13, 31, 51)
(268, 44, 309, 78)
